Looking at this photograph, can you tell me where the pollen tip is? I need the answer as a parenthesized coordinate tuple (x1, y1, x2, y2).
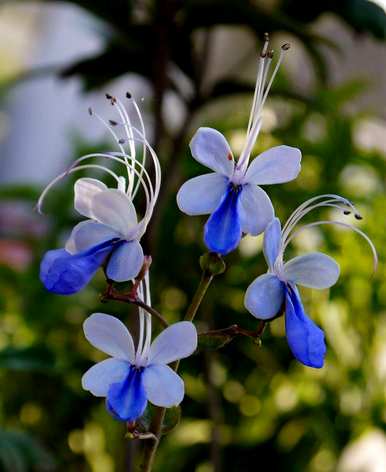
(126, 91, 132, 99)
(281, 43, 291, 51)
(105, 93, 112, 100)
(109, 120, 118, 126)
(88, 107, 93, 116)
(118, 138, 126, 144)
(264, 32, 269, 40)
(343, 210, 351, 215)
(355, 214, 363, 220)
(267, 49, 274, 59)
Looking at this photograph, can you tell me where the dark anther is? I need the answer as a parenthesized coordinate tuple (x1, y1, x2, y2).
(343, 210, 351, 215)
(118, 138, 125, 144)
(88, 107, 93, 116)
(105, 93, 112, 100)
(282, 43, 291, 51)
(355, 214, 363, 220)
(126, 92, 132, 99)
(109, 120, 118, 126)
(267, 50, 274, 59)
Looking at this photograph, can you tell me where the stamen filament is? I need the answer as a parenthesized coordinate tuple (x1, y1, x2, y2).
(283, 220, 378, 272)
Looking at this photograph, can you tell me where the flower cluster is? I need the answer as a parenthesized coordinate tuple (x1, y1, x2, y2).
(38, 94, 161, 294)
(38, 35, 377, 436)
(177, 37, 377, 368)
(38, 94, 197, 423)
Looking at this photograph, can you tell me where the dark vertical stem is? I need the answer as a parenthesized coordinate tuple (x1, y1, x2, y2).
(139, 270, 215, 472)
(145, 28, 214, 253)
(203, 351, 223, 472)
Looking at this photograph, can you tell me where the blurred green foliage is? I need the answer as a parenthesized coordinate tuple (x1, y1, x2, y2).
(0, 1, 386, 471)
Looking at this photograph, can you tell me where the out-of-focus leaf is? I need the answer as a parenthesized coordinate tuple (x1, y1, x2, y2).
(281, 0, 386, 39)
(198, 332, 233, 351)
(0, 430, 54, 472)
(0, 185, 40, 202)
(335, 0, 386, 39)
(138, 405, 181, 435)
(10, 0, 132, 35)
(0, 346, 55, 372)
(60, 29, 154, 90)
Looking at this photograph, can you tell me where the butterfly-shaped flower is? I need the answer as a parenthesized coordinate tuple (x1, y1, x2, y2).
(244, 195, 377, 368)
(177, 39, 301, 255)
(82, 313, 197, 422)
(38, 94, 161, 295)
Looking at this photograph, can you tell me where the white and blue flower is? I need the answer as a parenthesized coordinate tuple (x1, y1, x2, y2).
(82, 311, 197, 422)
(244, 195, 377, 368)
(177, 40, 301, 255)
(38, 94, 161, 295)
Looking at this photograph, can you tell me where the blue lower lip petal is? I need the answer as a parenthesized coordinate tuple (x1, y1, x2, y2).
(106, 366, 147, 422)
(285, 284, 326, 368)
(204, 184, 242, 255)
(40, 238, 119, 295)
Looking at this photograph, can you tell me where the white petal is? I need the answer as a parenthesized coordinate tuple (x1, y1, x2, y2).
(243, 145, 301, 185)
(90, 189, 138, 238)
(263, 217, 282, 269)
(244, 273, 285, 320)
(149, 321, 197, 365)
(283, 252, 340, 289)
(74, 178, 107, 218)
(143, 364, 184, 407)
(83, 313, 135, 362)
(65, 220, 120, 254)
(190, 127, 234, 177)
(239, 184, 274, 235)
(82, 358, 130, 397)
(106, 240, 144, 282)
(176, 173, 228, 215)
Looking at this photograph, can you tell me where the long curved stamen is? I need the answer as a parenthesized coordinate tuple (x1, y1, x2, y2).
(283, 220, 378, 272)
(136, 273, 152, 366)
(114, 94, 148, 199)
(36, 163, 122, 214)
(37, 152, 151, 215)
(38, 94, 162, 244)
(105, 95, 136, 196)
(236, 37, 290, 177)
(246, 33, 269, 137)
(281, 194, 359, 244)
(89, 108, 133, 192)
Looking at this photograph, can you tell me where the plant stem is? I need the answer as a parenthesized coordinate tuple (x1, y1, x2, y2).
(139, 269, 215, 472)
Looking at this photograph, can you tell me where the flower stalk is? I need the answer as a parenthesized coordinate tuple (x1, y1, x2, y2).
(139, 253, 225, 472)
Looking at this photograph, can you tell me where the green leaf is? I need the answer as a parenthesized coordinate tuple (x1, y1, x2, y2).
(0, 346, 55, 373)
(0, 430, 54, 472)
(137, 405, 181, 436)
(335, 0, 386, 39)
(0, 185, 40, 202)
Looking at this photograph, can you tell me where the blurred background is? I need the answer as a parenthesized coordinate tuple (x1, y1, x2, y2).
(0, 0, 385, 471)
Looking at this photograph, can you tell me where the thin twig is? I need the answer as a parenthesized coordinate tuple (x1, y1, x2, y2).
(140, 269, 215, 472)
(101, 285, 169, 328)
(200, 321, 266, 341)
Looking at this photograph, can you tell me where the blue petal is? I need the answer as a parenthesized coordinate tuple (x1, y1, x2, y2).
(244, 273, 285, 320)
(40, 239, 117, 295)
(263, 217, 282, 269)
(204, 185, 241, 255)
(285, 285, 326, 368)
(106, 240, 144, 282)
(106, 366, 147, 422)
